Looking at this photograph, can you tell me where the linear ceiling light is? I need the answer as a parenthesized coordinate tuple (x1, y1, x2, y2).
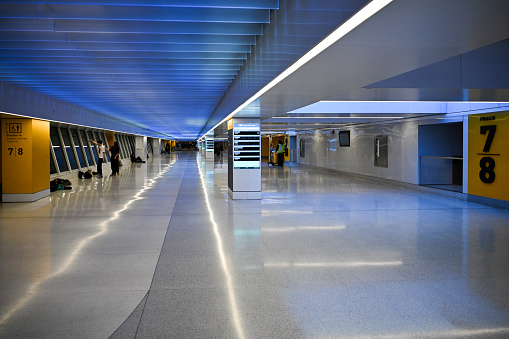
(202, 0, 394, 138)
(270, 116, 404, 119)
(320, 100, 509, 104)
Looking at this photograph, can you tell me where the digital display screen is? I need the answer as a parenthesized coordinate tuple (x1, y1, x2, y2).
(206, 139, 214, 152)
(233, 123, 260, 169)
(339, 130, 350, 147)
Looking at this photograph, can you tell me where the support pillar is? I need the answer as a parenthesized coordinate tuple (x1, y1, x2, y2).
(152, 138, 161, 156)
(228, 118, 261, 200)
(198, 140, 203, 155)
(135, 136, 147, 161)
(205, 135, 214, 161)
(2, 118, 50, 202)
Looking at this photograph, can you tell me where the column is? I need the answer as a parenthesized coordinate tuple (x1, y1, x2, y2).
(205, 135, 214, 161)
(152, 138, 161, 156)
(135, 136, 147, 161)
(198, 139, 203, 155)
(2, 118, 50, 202)
(228, 118, 261, 200)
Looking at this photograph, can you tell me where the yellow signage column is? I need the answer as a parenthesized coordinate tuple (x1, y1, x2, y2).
(468, 111, 509, 201)
(2, 118, 50, 202)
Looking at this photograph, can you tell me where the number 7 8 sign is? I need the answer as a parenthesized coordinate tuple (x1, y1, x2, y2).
(469, 112, 509, 201)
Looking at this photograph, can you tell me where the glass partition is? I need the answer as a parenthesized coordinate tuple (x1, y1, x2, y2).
(129, 136, 135, 155)
(100, 132, 110, 162)
(92, 131, 100, 143)
(60, 128, 78, 170)
(50, 126, 68, 172)
(71, 129, 87, 168)
(87, 131, 99, 163)
(123, 135, 131, 157)
(147, 138, 153, 155)
(121, 135, 129, 157)
(80, 130, 94, 166)
(50, 145, 57, 174)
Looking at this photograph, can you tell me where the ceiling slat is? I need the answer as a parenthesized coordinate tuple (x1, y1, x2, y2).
(0, 50, 249, 59)
(0, 4, 271, 23)
(0, 18, 264, 35)
(0, 64, 241, 71)
(0, 42, 252, 53)
(0, 0, 279, 9)
(0, 56, 246, 64)
(0, 32, 258, 45)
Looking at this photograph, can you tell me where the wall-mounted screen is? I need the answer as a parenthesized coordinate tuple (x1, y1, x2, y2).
(339, 130, 350, 147)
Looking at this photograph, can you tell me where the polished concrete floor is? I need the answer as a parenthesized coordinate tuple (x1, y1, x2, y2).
(1, 152, 509, 338)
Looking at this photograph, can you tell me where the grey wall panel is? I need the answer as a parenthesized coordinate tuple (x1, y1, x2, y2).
(297, 120, 419, 185)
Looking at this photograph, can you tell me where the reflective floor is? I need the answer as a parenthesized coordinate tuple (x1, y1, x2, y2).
(1, 152, 509, 338)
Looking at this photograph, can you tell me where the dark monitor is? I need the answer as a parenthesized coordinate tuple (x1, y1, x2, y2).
(339, 130, 350, 147)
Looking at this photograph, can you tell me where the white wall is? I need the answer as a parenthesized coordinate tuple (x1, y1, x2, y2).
(297, 120, 419, 184)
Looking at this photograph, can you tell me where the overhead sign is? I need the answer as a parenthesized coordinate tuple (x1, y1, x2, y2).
(468, 111, 509, 201)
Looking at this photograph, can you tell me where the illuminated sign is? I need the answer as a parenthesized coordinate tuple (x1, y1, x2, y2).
(233, 123, 260, 169)
(206, 138, 214, 152)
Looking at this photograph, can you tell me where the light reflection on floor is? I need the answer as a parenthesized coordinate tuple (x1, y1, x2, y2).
(1, 152, 509, 338)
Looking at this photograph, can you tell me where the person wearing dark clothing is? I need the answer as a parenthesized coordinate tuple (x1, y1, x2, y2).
(90, 139, 106, 178)
(109, 141, 120, 176)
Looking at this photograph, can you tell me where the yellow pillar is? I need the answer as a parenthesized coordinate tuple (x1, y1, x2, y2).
(2, 118, 50, 202)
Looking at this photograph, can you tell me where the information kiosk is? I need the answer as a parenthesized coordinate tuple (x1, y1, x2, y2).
(228, 118, 261, 199)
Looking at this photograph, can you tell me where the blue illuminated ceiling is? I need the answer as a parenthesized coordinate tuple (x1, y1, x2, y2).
(1, 0, 509, 139)
(0, 0, 279, 139)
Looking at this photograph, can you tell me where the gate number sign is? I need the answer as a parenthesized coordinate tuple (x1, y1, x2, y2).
(3, 121, 29, 161)
(8, 147, 24, 156)
(469, 112, 509, 201)
(478, 125, 497, 183)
